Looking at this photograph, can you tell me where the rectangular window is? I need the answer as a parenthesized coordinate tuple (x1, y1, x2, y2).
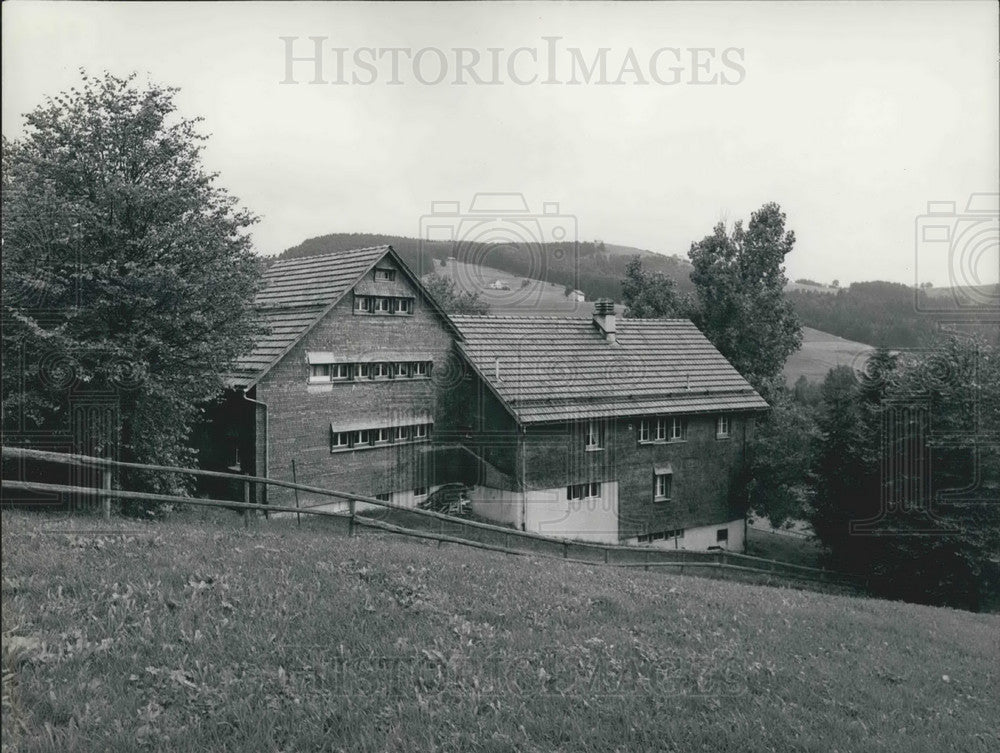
(638, 420, 650, 443)
(375, 492, 391, 502)
(373, 297, 391, 313)
(373, 427, 390, 444)
(584, 420, 603, 450)
(414, 424, 429, 439)
(669, 417, 686, 442)
(414, 361, 429, 377)
(654, 473, 672, 501)
(354, 296, 370, 313)
(414, 486, 428, 498)
(358, 363, 372, 379)
(310, 364, 332, 382)
(332, 363, 351, 381)
(393, 426, 410, 442)
(654, 418, 668, 442)
(395, 362, 411, 378)
(717, 415, 731, 439)
(393, 298, 413, 315)
(374, 269, 396, 282)
(717, 528, 729, 543)
(355, 429, 371, 446)
(331, 431, 351, 451)
(373, 363, 391, 378)
(638, 528, 684, 544)
(567, 482, 601, 500)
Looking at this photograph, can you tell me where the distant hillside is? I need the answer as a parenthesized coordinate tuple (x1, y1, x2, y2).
(787, 282, 1000, 349)
(276, 233, 694, 303)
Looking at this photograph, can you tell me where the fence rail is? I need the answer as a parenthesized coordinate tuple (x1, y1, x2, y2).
(1, 445, 859, 589)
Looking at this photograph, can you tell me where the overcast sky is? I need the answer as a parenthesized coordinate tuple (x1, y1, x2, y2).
(3, 1, 998, 287)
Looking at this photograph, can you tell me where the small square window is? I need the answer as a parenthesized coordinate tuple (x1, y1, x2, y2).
(395, 362, 411, 378)
(375, 492, 391, 502)
(414, 361, 429, 377)
(717, 415, 731, 439)
(358, 363, 372, 379)
(393, 298, 413, 314)
(356, 429, 371, 446)
(310, 364, 332, 382)
(414, 424, 429, 439)
(394, 426, 410, 442)
(373, 363, 391, 378)
(373, 297, 391, 313)
(332, 364, 351, 381)
(414, 486, 428, 498)
(355, 296, 370, 312)
(373, 428, 390, 444)
(331, 431, 351, 450)
(374, 269, 396, 282)
(716, 528, 729, 543)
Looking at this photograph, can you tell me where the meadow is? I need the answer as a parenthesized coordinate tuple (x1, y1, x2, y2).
(3, 511, 997, 752)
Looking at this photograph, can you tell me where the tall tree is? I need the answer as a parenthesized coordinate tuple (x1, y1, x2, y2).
(688, 203, 802, 395)
(2, 72, 263, 495)
(621, 256, 689, 318)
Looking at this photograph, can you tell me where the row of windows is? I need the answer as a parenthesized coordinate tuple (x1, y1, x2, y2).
(567, 482, 602, 500)
(355, 295, 414, 315)
(331, 423, 432, 452)
(637, 528, 685, 544)
(580, 414, 733, 450)
(310, 361, 431, 383)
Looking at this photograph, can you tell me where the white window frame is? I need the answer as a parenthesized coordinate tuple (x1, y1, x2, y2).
(331, 431, 351, 451)
(414, 423, 429, 440)
(355, 429, 371, 446)
(310, 363, 332, 382)
(373, 362, 391, 379)
(584, 420, 603, 450)
(654, 417, 668, 442)
(413, 486, 428, 498)
(717, 415, 731, 439)
(374, 268, 395, 282)
(414, 361, 429, 377)
(374, 297, 391, 313)
(395, 362, 411, 378)
(373, 427, 390, 445)
(393, 426, 410, 442)
(355, 296, 370, 313)
(669, 417, 686, 442)
(638, 420, 650, 443)
(654, 473, 672, 501)
(393, 298, 413, 315)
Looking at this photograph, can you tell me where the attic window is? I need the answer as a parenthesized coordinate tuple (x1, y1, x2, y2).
(374, 268, 396, 282)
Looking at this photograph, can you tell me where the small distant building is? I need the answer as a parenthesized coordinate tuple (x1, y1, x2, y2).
(569, 289, 586, 302)
(488, 279, 511, 291)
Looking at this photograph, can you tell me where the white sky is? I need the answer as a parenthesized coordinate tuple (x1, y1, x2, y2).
(3, 1, 998, 287)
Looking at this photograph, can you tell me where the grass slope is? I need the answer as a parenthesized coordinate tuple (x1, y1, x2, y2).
(783, 327, 873, 384)
(3, 512, 997, 753)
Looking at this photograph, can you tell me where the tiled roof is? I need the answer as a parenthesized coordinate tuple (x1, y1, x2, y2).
(450, 316, 769, 424)
(254, 246, 391, 309)
(224, 246, 393, 388)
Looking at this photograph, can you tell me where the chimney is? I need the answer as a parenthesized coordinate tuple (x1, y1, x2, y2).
(592, 299, 616, 343)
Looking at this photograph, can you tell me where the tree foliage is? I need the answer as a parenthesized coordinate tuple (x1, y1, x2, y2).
(421, 273, 490, 315)
(621, 257, 691, 319)
(2, 72, 263, 498)
(809, 341, 1000, 609)
(688, 203, 803, 396)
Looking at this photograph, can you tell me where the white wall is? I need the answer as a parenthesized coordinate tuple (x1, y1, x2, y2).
(470, 485, 522, 528)
(525, 483, 619, 544)
(625, 517, 745, 552)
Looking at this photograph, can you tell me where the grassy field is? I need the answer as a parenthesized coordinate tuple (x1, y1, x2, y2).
(783, 326, 873, 384)
(3, 511, 997, 753)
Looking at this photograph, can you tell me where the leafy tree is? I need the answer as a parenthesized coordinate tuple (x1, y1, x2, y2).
(422, 273, 489, 315)
(438, 257, 447, 268)
(747, 392, 819, 527)
(809, 342, 1000, 609)
(2, 72, 262, 500)
(621, 256, 690, 318)
(831, 279, 840, 288)
(688, 203, 803, 396)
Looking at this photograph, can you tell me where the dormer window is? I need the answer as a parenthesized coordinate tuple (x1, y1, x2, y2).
(393, 298, 413, 314)
(374, 268, 396, 282)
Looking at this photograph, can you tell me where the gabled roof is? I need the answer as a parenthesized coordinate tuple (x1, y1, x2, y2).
(450, 315, 769, 424)
(224, 245, 455, 389)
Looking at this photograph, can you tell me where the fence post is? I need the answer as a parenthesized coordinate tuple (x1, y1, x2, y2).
(243, 479, 251, 528)
(348, 499, 356, 537)
(101, 466, 112, 520)
(604, 547, 609, 564)
(644, 550, 650, 572)
(291, 459, 301, 528)
(563, 541, 568, 559)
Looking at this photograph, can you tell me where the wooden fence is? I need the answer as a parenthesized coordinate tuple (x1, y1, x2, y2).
(0, 446, 860, 590)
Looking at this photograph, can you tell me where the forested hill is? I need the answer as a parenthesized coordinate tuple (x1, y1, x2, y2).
(787, 282, 1000, 348)
(275, 232, 694, 302)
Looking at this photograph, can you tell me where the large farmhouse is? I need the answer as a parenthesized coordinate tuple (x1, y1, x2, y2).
(200, 245, 768, 550)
